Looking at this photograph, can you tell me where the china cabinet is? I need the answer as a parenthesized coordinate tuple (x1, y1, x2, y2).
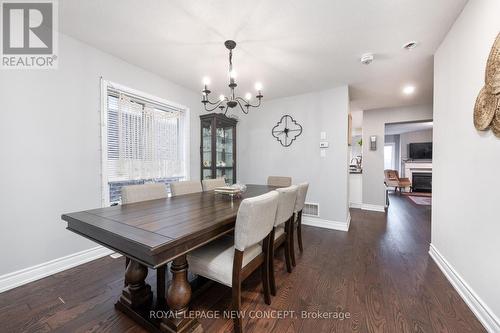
(200, 113, 237, 184)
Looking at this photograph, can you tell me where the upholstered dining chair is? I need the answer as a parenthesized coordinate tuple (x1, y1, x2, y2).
(202, 178, 226, 191)
(120, 183, 168, 301)
(187, 191, 279, 333)
(121, 183, 167, 204)
(170, 180, 202, 197)
(267, 176, 292, 187)
(384, 169, 411, 193)
(268, 185, 298, 296)
(291, 182, 309, 267)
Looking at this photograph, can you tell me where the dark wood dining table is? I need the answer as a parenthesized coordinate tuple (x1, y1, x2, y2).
(61, 184, 277, 333)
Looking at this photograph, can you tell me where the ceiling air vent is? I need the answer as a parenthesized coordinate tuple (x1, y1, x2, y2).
(303, 203, 319, 217)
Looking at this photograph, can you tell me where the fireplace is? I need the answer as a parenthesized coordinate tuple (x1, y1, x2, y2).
(412, 172, 432, 193)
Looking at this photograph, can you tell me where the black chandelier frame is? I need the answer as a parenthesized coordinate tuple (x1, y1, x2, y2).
(201, 40, 263, 115)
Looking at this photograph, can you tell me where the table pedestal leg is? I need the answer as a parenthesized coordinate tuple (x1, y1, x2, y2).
(120, 259, 152, 309)
(161, 255, 203, 333)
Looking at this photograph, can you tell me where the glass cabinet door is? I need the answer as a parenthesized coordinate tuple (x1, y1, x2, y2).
(216, 119, 234, 184)
(200, 114, 237, 184)
(201, 119, 213, 180)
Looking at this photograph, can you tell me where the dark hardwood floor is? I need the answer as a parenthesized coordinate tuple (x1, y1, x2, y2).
(0, 195, 486, 332)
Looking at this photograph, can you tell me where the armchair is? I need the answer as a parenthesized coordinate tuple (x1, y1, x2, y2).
(384, 169, 411, 193)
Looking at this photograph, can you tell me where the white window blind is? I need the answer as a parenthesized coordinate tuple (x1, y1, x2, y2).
(102, 83, 187, 204)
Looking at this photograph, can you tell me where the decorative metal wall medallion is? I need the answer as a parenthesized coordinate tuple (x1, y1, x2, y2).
(272, 115, 303, 147)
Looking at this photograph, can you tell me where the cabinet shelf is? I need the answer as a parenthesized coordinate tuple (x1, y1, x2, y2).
(204, 166, 234, 169)
(202, 150, 234, 154)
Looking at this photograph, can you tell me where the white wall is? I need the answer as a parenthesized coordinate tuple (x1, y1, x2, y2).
(362, 105, 433, 207)
(0, 33, 201, 276)
(433, 0, 500, 328)
(400, 129, 433, 168)
(238, 86, 350, 225)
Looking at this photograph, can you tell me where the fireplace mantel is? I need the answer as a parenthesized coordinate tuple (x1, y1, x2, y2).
(403, 161, 432, 191)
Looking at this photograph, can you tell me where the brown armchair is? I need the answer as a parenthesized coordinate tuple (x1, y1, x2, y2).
(384, 169, 411, 193)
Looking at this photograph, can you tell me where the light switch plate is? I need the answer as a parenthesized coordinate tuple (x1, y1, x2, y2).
(320, 132, 326, 140)
(319, 141, 329, 148)
(320, 149, 326, 157)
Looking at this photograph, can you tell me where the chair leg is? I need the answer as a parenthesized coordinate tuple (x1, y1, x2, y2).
(268, 228, 277, 296)
(232, 251, 243, 333)
(232, 282, 242, 333)
(261, 264, 271, 305)
(284, 220, 293, 273)
(261, 234, 272, 305)
(290, 214, 296, 267)
(297, 210, 303, 253)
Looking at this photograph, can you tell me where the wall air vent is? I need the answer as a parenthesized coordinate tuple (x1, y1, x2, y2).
(303, 202, 319, 217)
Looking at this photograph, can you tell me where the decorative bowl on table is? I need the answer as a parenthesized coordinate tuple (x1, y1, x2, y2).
(214, 183, 246, 198)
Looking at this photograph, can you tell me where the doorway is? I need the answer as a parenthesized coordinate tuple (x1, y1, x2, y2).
(384, 120, 433, 207)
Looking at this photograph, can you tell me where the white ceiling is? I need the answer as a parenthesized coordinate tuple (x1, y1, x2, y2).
(385, 121, 433, 135)
(58, 0, 467, 111)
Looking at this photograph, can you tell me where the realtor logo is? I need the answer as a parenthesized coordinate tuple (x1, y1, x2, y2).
(1, 0, 58, 69)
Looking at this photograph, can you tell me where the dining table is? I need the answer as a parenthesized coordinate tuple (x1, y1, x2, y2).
(61, 184, 278, 333)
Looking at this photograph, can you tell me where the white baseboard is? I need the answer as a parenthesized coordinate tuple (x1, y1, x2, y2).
(429, 244, 500, 332)
(0, 246, 113, 293)
(350, 202, 386, 212)
(361, 203, 386, 212)
(302, 214, 350, 232)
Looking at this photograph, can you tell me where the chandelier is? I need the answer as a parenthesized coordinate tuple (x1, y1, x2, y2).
(201, 40, 263, 115)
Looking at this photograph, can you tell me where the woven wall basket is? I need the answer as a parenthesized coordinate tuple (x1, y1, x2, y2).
(474, 32, 500, 137)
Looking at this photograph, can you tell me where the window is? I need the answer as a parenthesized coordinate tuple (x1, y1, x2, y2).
(384, 143, 396, 170)
(100, 80, 189, 205)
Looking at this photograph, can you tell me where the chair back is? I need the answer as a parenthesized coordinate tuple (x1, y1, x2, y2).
(170, 180, 202, 197)
(267, 176, 292, 187)
(202, 178, 226, 191)
(234, 191, 279, 251)
(121, 183, 167, 204)
(294, 182, 309, 212)
(274, 185, 298, 227)
(384, 169, 399, 181)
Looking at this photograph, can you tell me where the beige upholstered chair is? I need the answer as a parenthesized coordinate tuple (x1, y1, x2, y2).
(187, 191, 279, 333)
(291, 182, 309, 266)
(267, 176, 292, 187)
(121, 183, 167, 204)
(202, 178, 226, 191)
(268, 185, 298, 296)
(170, 180, 202, 197)
(384, 169, 411, 193)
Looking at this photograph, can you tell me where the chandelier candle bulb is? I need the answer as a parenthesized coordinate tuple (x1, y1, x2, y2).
(219, 94, 225, 101)
(245, 93, 251, 100)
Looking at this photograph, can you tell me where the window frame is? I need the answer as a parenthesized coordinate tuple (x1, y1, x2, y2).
(99, 78, 190, 207)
